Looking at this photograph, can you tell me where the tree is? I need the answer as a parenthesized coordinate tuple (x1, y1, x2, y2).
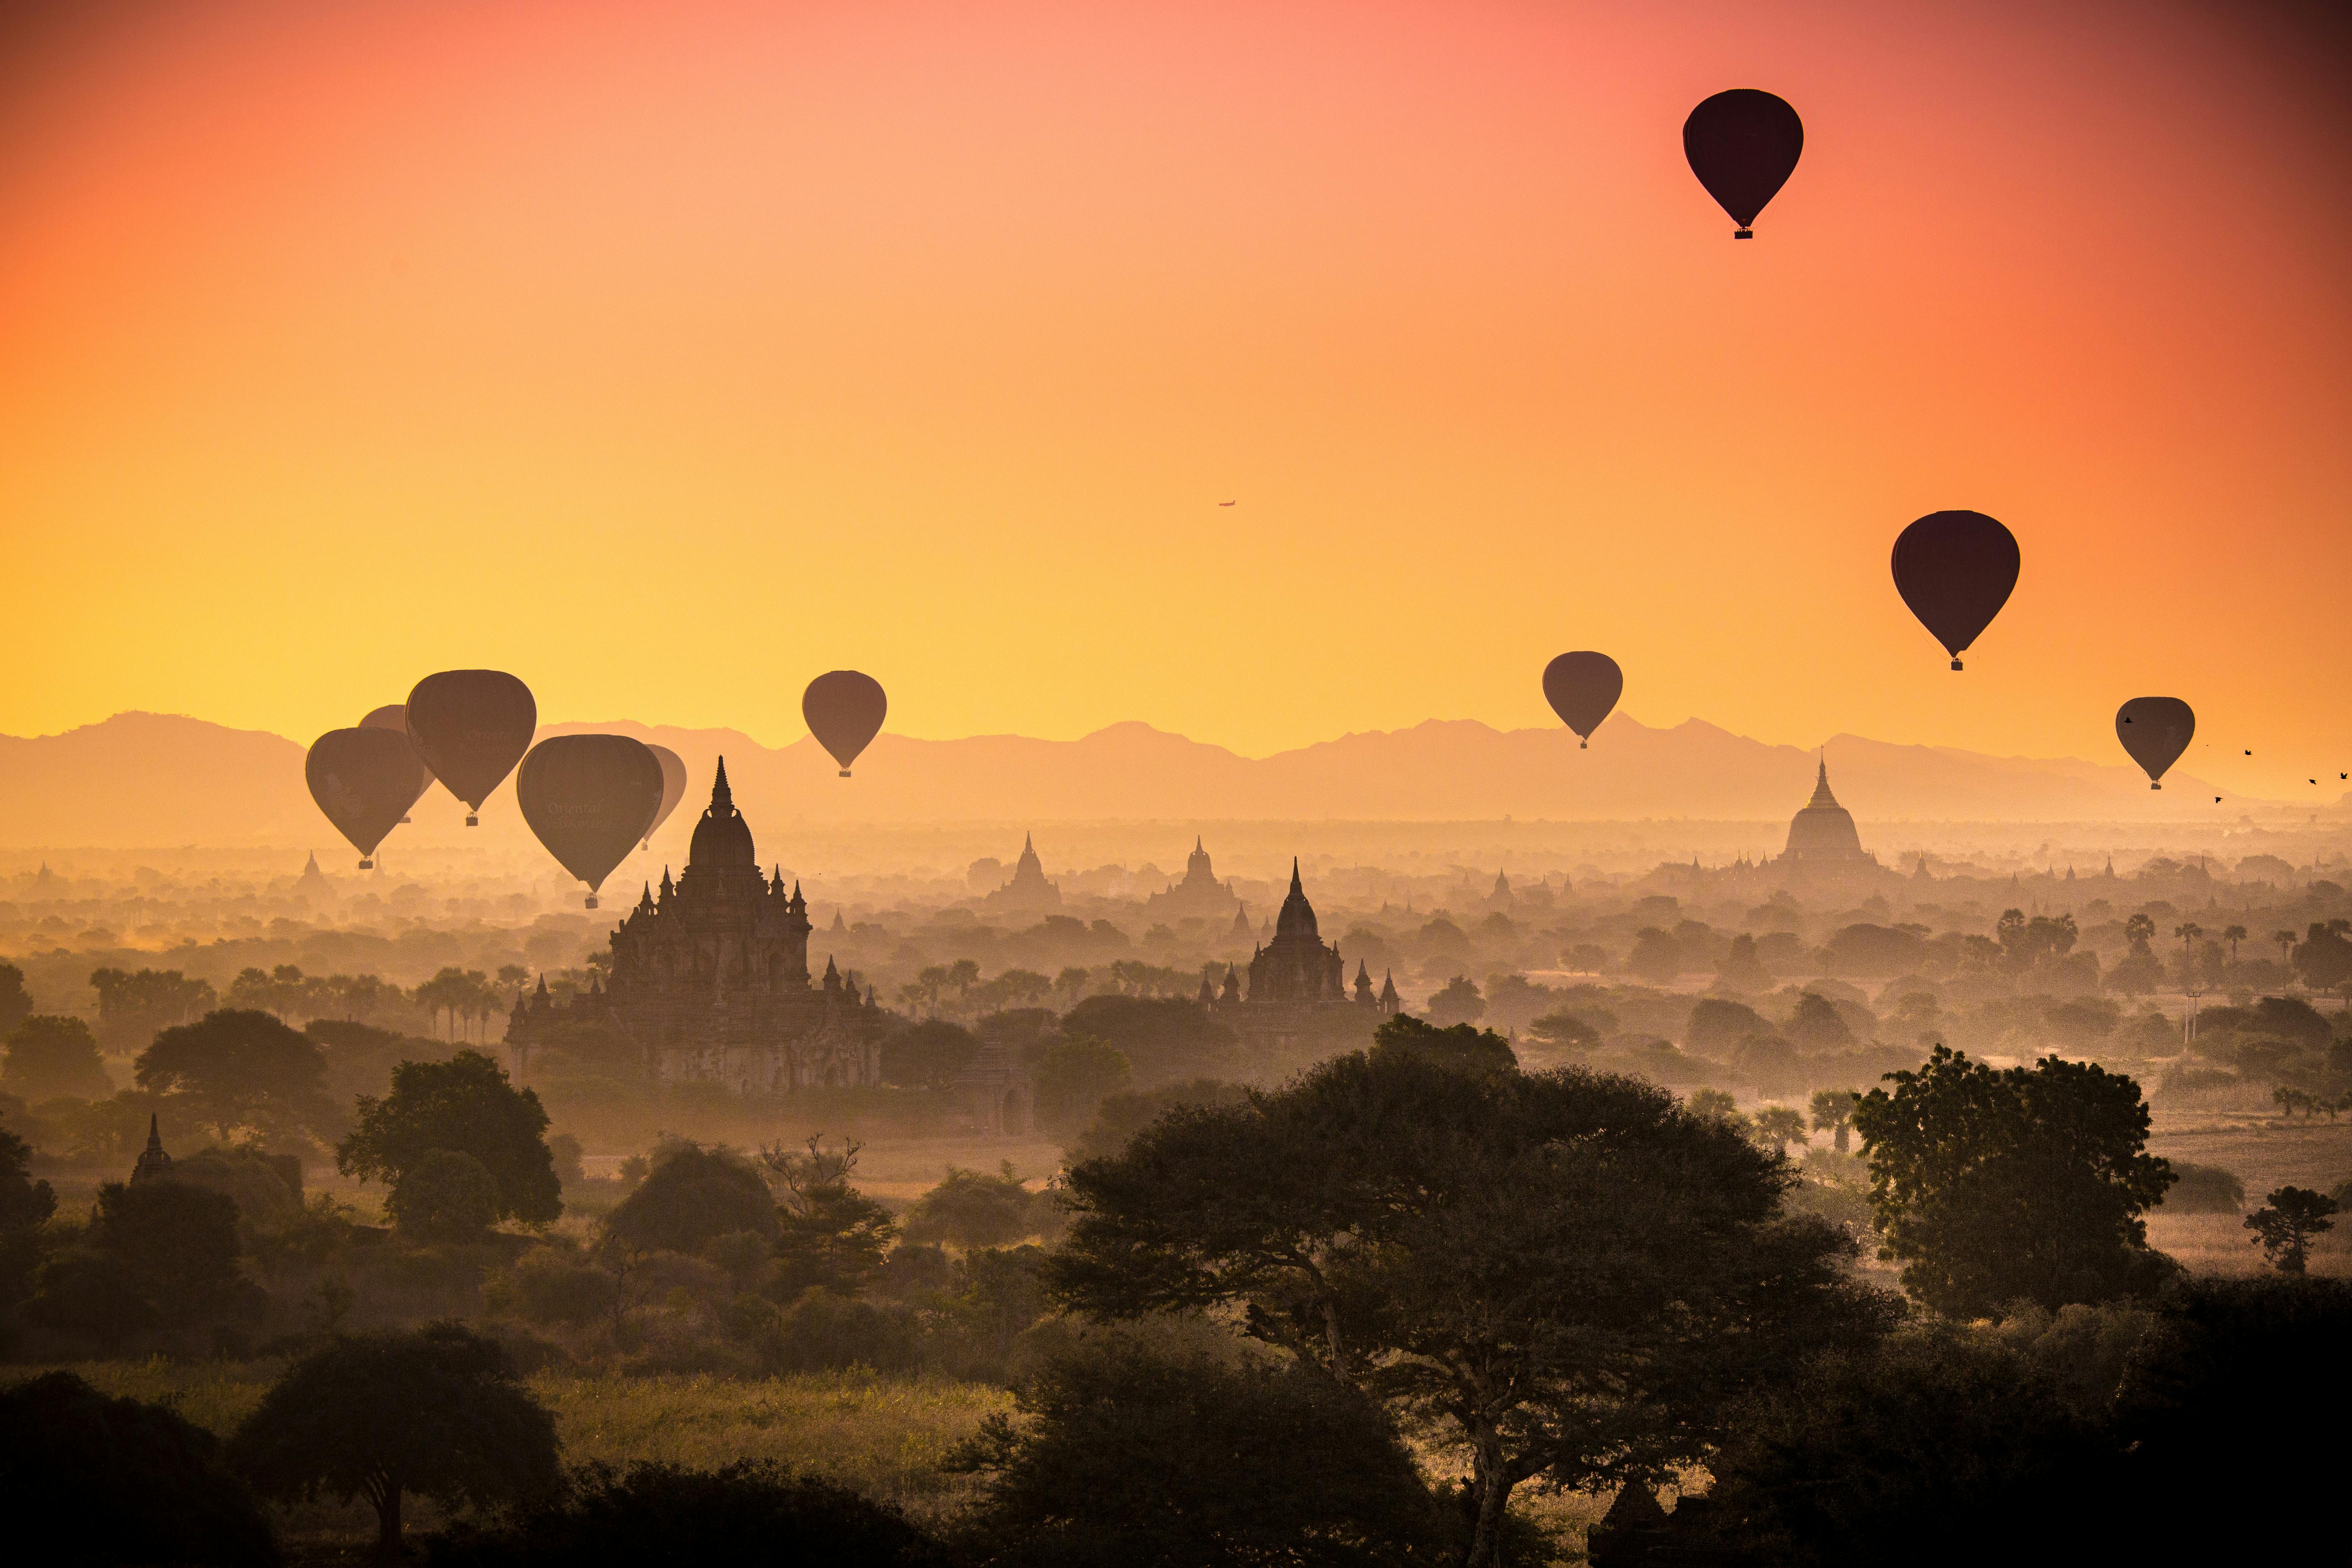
(1785, 992, 1855, 1052)
(902, 1162, 1050, 1250)
(1694, 1329, 2128, 1565)
(1810, 1088, 1860, 1153)
(88, 967, 215, 1050)
(952, 1331, 1457, 1567)
(1423, 975, 1486, 1027)
(761, 1137, 897, 1294)
(0, 961, 31, 1034)
(2244, 1186, 2337, 1274)
(1716, 932, 1773, 991)
(338, 1050, 562, 1225)
(0, 1372, 280, 1567)
(135, 1009, 335, 1143)
(1050, 1051, 1892, 1568)
(1526, 1010, 1602, 1052)
(1686, 1086, 1740, 1120)
(2220, 924, 2247, 964)
(387, 1150, 500, 1242)
(231, 1322, 560, 1564)
(0, 1126, 56, 1233)
(1066, 1079, 1252, 1164)
(1624, 927, 1681, 984)
(1751, 1104, 1809, 1153)
(1853, 1046, 2176, 1316)
(2289, 920, 2352, 1001)
(1371, 1013, 1517, 1076)
(1031, 1038, 1131, 1135)
(2272, 928, 2298, 973)
(30, 1179, 248, 1348)
(2, 1015, 111, 1101)
(431, 1460, 942, 1568)
(604, 1142, 777, 1256)
(1058, 995, 1239, 1084)
(883, 1019, 980, 1091)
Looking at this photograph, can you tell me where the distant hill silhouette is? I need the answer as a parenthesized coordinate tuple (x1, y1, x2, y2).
(0, 711, 2264, 848)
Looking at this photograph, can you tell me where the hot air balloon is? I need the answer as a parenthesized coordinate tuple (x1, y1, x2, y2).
(803, 670, 887, 777)
(516, 736, 666, 908)
(360, 704, 434, 822)
(1683, 89, 1804, 238)
(2116, 698, 2195, 790)
(1891, 511, 2020, 671)
(305, 728, 429, 869)
(1542, 652, 1624, 749)
(404, 670, 536, 825)
(642, 744, 688, 847)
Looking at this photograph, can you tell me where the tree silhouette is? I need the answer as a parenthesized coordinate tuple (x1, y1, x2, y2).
(2244, 1186, 2337, 1274)
(1, 1372, 279, 1567)
(2, 1015, 112, 1101)
(2220, 924, 2247, 964)
(231, 1323, 559, 1564)
(1854, 1046, 2175, 1316)
(134, 1009, 335, 1144)
(0, 961, 32, 1035)
(338, 1051, 561, 1225)
(1810, 1089, 1860, 1153)
(1051, 1050, 1890, 1568)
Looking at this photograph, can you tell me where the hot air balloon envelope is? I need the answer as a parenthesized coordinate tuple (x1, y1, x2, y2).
(1542, 653, 1624, 748)
(360, 704, 435, 816)
(516, 735, 666, 907)
(643, 744, 688, 844)
(306, 728, 429, 867)
(803, 670, 887, 777)
(1891, 511, 2020, 670)
(405, 670, 536, 823)
(1683, 89, 1804, 236)
(2115, 698, 2195, 790)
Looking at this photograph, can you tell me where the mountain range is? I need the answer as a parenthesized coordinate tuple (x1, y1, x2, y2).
(0, 710, 2264, 850)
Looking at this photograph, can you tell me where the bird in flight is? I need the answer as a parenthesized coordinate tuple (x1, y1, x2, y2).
(1217, 500, 1236, 507)
(2244, 750, 2252, 756)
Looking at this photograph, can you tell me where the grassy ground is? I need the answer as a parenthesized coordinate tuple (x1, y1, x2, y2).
(2145, 1106, 2352, 1276)
(15, 1359, 1014, 1549)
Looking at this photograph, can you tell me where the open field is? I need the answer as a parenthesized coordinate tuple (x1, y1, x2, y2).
(10, 1360, 1015, 1550)
(2145, 1109, 2352, 1276)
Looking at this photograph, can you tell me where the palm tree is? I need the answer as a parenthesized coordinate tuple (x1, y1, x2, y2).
(2222, 924, 2247, 965)
(2275, 929, 2299, 973)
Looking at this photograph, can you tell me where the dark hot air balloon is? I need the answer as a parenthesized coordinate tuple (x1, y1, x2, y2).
(516, 736, 666, 908)
(803, 670, 887, 777)
(306, 728, 429, 869)
(642, 744, 688, 847)
(404, 670, 536, 824)
(2115, 698, 2195, 790)
(1891, 511, 2020, 671)
(1683, 89, 1804, 238)
(360, 704, 434, 821)
(1542, 652, 1624, 749)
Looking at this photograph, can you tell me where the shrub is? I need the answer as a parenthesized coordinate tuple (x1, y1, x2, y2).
(389, 1150, 502, 1242)
(0, 1372, 279, 1566)
(604, 1144, 776, 1256)
(501, 1246, 617, 1327)
(902, 1163, 1052, 1250)
(427, 1460, 943, 1568)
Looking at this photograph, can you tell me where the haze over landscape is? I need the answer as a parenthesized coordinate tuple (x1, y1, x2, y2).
(1, 2, 2347, 1565)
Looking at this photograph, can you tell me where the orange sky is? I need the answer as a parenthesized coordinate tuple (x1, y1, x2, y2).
(2, 0, 2346, 798)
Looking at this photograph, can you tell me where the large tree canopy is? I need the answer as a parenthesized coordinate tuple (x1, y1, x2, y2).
(337, 1050, 561, 1226)
(231, 1322, 559, 1563)
(1853, 1046, 2175, 1316)
(2, 1015, 113, 1102)
(135, 1009, 335, 1143)
(1050, 1050, 1893, 1568)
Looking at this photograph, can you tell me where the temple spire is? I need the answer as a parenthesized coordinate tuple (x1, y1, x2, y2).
(1290, 857, 1302, 894)
(711, 757, 734, 813)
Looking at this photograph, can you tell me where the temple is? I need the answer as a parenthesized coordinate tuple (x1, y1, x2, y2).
(1780, 758, 1874, 866)
(505, 761, 881, 1093)
(1146, 837, 1241, 918)
(983, 834, 1062, 912)
(1210, 860, 1395, 1054)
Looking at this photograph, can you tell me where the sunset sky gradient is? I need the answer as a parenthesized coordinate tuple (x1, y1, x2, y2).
(2, 0, 2346, 797)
